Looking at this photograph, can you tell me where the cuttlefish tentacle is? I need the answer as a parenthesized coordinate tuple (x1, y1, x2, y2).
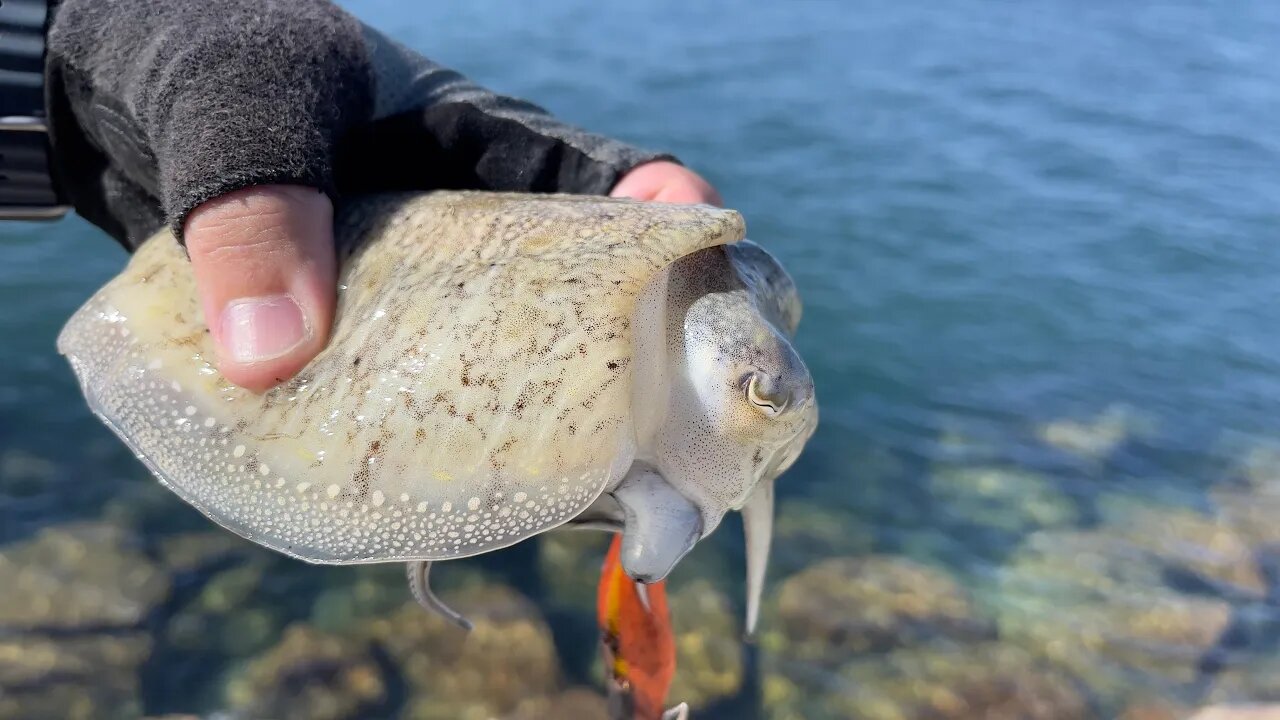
(405, 561, 474, 632)
(662, 704, 691, 720)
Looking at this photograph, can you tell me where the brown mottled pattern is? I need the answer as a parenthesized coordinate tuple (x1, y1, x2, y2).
(57, 191, 745, 564)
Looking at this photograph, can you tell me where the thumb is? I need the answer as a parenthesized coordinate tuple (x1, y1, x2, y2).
(182, 185, 337, 393)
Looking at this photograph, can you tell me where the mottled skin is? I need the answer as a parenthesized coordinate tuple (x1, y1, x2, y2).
(58, 190, 817, 634)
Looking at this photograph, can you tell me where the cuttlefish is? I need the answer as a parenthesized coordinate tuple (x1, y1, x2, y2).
(58, 191, 818, 635)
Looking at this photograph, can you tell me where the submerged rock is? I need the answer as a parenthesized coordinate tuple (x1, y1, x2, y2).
(167, 600, 282, 659)
(536, 531, 611, 614)
(935, 424, 1000, 462)
(994, 529, 1165, 599)
(156, 530, 255, 574)
(0, 522, 169, 630)
(1235, 444, 1280, 490)
(764, 555, 990, 667)
(309, 563, 420, 635)
(665, 537, 737, 600)
(225, 624, 386, 720)
(0, 633, 151, 720)
(1036, 404, 1153, 462)
(771, 499, 875, 577)
(1211, 446, 1280, 563)
(99, 477, 196, 535)
(759, 556, 1092, 720)
(0, 448, 57, 481)
(995, 528, 1234, 707)
(765, 643, 1089, 720)
(193, 560, 267, 615)
(1213, 486, 1280, 548)
(1206, 654, 1280, 704)
(1098, 498, 1266, 599)
(364, 585, 561, 720)
(501, 687, 609, 719)
(839, 644, 1090, 720)
(158, 537, 290, 680)
(210, 572, 567, 719)
(930, 465, 1079, 535)
(163, 553, 286, 659)
(668, 579, 743, 710)
(224, 580, 581, 719)
(1189, 707, 1280, 720)
(1117, 698, 1195, 720)
(0, 522, 165, 719)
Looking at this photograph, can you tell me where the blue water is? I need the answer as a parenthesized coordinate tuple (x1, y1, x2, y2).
(2, 1, 1279, 717)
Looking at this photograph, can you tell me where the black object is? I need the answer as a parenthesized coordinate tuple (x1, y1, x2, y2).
(43, 0, 675, 251)
(0, 0, 68, 220)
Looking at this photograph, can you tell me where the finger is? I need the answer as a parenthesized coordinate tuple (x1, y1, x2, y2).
(610, 161, 724, 206)
(183, 185, 336, 393)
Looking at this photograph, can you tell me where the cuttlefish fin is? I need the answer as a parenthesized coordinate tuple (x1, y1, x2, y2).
(741, 480, 775, 639)
(405, 561, 473, 632)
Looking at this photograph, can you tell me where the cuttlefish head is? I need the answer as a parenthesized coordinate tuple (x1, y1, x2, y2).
(583, 243, 818, 637)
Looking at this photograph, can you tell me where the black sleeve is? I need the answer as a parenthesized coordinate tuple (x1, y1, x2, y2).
(44, 0, 674, 251)
(333, 25, 676, 202)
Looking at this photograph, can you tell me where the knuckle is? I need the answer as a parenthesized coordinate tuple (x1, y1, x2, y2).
(185, 190, 298, 262)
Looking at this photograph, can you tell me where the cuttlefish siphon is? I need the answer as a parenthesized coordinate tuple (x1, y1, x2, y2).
(58, 191, 818, 636)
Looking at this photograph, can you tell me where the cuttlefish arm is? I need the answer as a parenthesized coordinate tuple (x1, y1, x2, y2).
(662, 704, 691, 720)
(405, 561, 474, 632)
(741, 480, 774, 639)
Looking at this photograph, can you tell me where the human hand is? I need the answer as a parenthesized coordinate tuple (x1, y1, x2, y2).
(609, 161, 723, 207)
(183, 185, 336, 392)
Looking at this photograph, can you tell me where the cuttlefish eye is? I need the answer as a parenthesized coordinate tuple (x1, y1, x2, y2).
(744, 372, 788, 418)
